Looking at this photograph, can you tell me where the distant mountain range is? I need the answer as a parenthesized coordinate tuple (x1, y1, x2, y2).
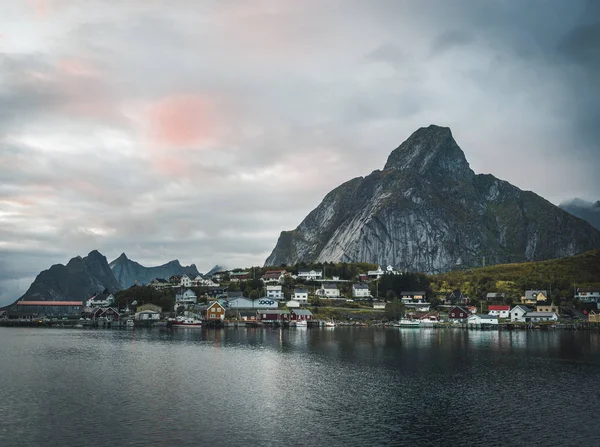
(266, 125, 600, 272)
(109, 253, 200, 289)
(560, 198, 600, 230)
(8, 251, 209, 305)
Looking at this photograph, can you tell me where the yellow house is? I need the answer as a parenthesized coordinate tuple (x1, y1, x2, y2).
(588, 310, 600, 323)
(205, 301, 226, 321)
(536, 303, 558, 313)
(521, 290, 548, 305)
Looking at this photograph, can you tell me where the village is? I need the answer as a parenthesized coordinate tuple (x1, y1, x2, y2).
(2, 264, 599, 330)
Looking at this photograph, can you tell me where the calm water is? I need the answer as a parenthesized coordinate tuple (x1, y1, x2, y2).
(1, 327, 599, 447)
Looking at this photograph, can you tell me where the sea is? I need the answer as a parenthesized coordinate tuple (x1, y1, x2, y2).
(0, 326, 599, 447)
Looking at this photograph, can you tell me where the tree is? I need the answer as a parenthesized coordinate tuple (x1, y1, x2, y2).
(385, 298, 405, 320)
(249, 289, 259, 299)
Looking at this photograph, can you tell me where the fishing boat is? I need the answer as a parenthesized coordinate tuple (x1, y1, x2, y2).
(394, 319, 420, 328)
(171, 317, 202, 328)
(324, 319, 336, 328)
(125, 319, 135, 328)
(295, 320, 308, 328)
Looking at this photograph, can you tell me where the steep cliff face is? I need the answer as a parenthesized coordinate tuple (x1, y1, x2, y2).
(109, 253, 200, 289)
(265, 125, 600, 272)
(17, 250, 122, 302)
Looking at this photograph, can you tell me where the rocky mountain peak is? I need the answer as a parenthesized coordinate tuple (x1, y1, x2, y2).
(383, 125, 471, 179)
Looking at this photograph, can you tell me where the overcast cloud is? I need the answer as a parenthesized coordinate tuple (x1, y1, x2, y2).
(1, 0, 599, 305)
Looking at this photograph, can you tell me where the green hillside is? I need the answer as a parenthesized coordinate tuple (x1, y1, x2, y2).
(430, 249, 600, 302)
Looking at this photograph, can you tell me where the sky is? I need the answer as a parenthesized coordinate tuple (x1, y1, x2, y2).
(1, 0, 599, 305)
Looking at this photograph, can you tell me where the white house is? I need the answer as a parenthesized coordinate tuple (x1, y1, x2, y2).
(266, 285, 284, 300)
(352, 283, 371, 298)
(86, 293, 115, 308)
(523, 312, 558, 322)
(317, 283, 340, 298)
(367, 266, 385, 278)
(286, 300, 301, 308)
(175, 289, 197, 305)
(510, 305, 531, 322)
(179, 274, 192, 288)
(297, 269, 323, 281)
(293, 289, 309, 303)
(135, 310, 161, 321)
(487, 305, 510, 319)
(468, 314, 499, 325)
(575, 287, 600, 303)
(373, 301, 386, 310)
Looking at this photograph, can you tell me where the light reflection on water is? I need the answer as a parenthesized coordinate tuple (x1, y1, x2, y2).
(0, 327, 599, 447)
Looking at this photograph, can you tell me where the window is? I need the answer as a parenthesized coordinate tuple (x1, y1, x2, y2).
(210, 313, 215, 318)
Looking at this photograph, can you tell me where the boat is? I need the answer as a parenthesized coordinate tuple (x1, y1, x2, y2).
(295, 320, 308, 328)
(171, 317, 202, 328)
(125, 319, 135, 328)
(324, 319, 336, 328)
(394, 319, 420, 328)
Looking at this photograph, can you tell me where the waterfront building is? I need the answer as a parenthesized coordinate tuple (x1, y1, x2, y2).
(510, 305, 531, 322)
(86, 293, 115, 308)
(290, 308, 313, 321)
(487, 305, 510, 318)
(448, 306, 471, 322)
(523, 312, 558, 322)
(205, 301, 226, 320)
(468, 314, 499, 325)
(15, 300, 83, 317)
(257, 309, 290, 323)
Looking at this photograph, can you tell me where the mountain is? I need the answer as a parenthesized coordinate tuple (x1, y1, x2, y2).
(109, 253, 201, 289)
(266, 125, 600, 273)
(16, 250, 121, 302)
(560, 198, 600, 230)
(205, 264, 226, 276)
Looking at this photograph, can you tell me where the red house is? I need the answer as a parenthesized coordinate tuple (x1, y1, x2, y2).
(448, 306, 471, 322)
(487, 305, 510, 318)
(290, 309, 313, 321)
(257, 310, 290, 323)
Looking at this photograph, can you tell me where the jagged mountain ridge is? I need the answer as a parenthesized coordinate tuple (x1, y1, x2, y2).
(109, 253, 201, 289)
(265, 125, 600, 272)
(16, 250, 122, 302)
(560, 198, 600, 230)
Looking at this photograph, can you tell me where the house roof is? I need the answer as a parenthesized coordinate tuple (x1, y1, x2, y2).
(486, 292, 505, 298)
(400, 291, 427, 296)
(470, 314, 498, 320)
(292, 309, 313, 316)
(525, 290, 547, 300)
(488, 305, 510, 311)
(298, 269, 322, 274)
(294, 288, 308, 293)
(450, 306, 470, 314)
(353, 283, 369, 289)
(230, 271, 250, 276)
(258, 309, 290, 315)
(512, 305, 531, 312)
(523, 312, 557, 317)
(577, 287, 600, 293)
(238, 310, 257, 317)
(17, 301, 83, 306)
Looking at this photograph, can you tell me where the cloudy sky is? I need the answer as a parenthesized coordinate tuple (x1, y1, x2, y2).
(1, 0, 598, 305)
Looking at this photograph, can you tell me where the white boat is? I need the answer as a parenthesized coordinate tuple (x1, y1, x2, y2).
(171, 317, 202, 328)
(295, 320, 308, 328)
(324, 319, 336, 328)
(394, 319, 420, 328)
(125, 319, 135, 328)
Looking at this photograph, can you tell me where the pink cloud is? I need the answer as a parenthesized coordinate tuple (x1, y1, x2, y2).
(148, 95, 216, 148)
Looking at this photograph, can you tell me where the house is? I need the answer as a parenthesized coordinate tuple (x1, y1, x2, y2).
(136, 310, 161, 321)
(175, 289, 197, 305)
(149, 278, 170, 290)
(317, 283, 340, 298)
(486, 292, 506, 301)
(293, 289, 309, 303)
(588, 310, 600, 323)
(448, 306, 471, 322)
(229, 271, 250, 282)
(205, 301, 226, 320)
(523, 312, 558, 322)
(179, 275, 192, 288)
(367, 266, 385, 279)
(373, 301, 386, 310)
(195, 277, 219, 287)
(86, 293, 115, 308)
(206, 286, 228, 299)
(536, 303, 559, 314)
(169, 275, 182, 286)
(487, 305, 510, 319)
(257, 309, 290, 323)
(353, 283, 371, 298)
(95, 307, 121, 322)
(400, 291, 427, 303)
(297, 269, 323, 281)
(266, 285, 284, 300)
(575, 287, 600, 303)
(136, 303, 162, 313)
(521, 290, 548, 305)
(286, 300, 301, 308)
(446, 289, 469, 305)
(262, 270, 286, 283)
(510, 305, 531, 322)
(238, 310, 258, 321)
(418, 312, 440, 323)
(291, 308, 313, 321)
(468, 314, 499, 325)
(0, 310, 7, 320)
